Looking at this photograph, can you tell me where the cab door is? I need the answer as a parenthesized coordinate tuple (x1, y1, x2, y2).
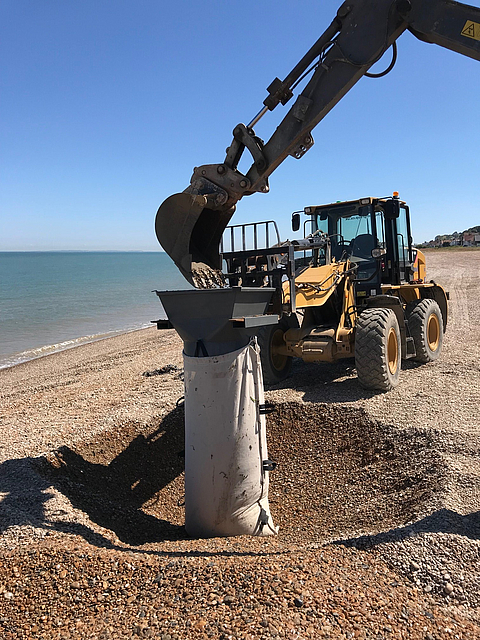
(396, 205, 413, 282)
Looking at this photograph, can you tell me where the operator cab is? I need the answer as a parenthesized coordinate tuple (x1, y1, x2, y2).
(302, 194, 414, 299)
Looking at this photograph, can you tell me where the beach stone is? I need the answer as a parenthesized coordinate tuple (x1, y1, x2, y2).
(0, 249, 479, 640)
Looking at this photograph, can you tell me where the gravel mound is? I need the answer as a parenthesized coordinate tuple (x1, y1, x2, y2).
(268, 403, 447, 542)
(35, 402, 446, 548)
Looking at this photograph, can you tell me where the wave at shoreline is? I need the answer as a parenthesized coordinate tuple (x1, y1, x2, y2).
(0, 323, 155, 370)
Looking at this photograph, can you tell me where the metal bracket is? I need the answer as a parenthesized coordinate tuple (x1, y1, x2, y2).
(405, 336, 416, 357)
(225, 123, 268, 172)
(262, 459, 278, 471)
(230, 315, 279, 329)
(290, 133, 314, 159)
(154, 319, 174, 330)
(189, 161, 256, 206)
(259, 403, 276, 415)
(292, 95, 313, 122)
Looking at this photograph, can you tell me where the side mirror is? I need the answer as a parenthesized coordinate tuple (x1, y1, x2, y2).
(291, 212, 301, 232)
(383, 199, 400, 219)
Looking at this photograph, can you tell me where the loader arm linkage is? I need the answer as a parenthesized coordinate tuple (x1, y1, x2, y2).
(155, 0, 480, 286)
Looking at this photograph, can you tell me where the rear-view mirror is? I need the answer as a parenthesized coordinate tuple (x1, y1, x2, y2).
(292, 212, 301, 232)
(383, 199, 400, 219)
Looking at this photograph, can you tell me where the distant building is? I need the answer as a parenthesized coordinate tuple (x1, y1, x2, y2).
(420, 226, 480, 248)
(462, 232, 480, 247)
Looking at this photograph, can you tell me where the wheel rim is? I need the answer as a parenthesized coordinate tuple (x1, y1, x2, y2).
(427, 312, 440, 351)
(387, 327, 399, 375)
(271, 328, 287, 371)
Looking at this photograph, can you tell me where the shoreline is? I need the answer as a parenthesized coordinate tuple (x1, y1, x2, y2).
(0, 250, 179, 374)
(0, 324, 184, 463)
(0, 323, 158, 371)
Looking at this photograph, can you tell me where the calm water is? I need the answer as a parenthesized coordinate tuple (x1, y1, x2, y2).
(0, 252, 190, 369)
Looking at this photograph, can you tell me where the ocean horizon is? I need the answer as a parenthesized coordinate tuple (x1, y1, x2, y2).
(0, 251, 190, 369)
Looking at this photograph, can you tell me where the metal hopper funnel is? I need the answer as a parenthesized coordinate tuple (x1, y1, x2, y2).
(155, 287, 276, 356)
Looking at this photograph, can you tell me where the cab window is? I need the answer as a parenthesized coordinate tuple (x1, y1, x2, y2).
(397, 206, 409, 264)
(375, 211, 386, 249)
(338, 214, 372, 243)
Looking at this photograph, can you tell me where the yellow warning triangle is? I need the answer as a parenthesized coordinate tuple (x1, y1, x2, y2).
(461, 20, 479, 41)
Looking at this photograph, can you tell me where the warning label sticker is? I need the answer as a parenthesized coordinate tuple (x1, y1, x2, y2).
(461, 20, 480, 41)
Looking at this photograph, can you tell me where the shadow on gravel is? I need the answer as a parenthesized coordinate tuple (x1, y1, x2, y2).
(2, 401, 452, 553)
(38, 406, 188, 546)
(0, 457, 53, 532)
(0, 456, 284, 558)
(266, 358, 427, 403)
(0, 457, 141, 550)
(266, 359, 382, 403)
(333, 508, 480, 548)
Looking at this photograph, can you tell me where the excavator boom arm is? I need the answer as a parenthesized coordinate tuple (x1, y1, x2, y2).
(249, 0, 480, 190)
(155, 0, 480, 286)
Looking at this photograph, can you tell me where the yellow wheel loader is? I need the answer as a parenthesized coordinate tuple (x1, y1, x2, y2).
(222, 194, 448, 391)
(219, 194, 448, 390)
(154, 0, 478, 390)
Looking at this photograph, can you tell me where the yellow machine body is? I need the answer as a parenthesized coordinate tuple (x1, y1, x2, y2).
(277, 260, 448, 365)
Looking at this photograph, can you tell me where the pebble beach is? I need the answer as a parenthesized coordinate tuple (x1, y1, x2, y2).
(0, 250, 478, 639)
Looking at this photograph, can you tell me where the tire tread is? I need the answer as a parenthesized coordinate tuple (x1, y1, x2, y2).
(355, 307, 400, 391)
(407, 298, 443, 363)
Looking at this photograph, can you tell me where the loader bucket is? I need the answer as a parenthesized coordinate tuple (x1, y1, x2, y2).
(155, 192, 235, 287)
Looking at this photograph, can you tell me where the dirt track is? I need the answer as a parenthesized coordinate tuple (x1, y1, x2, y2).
(0, 249, 478, 638)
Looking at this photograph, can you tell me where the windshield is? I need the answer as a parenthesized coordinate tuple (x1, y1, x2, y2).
(313, 218, 329, 235)
(315, 205, 374, 242)
(338, 213, 373, 243)
(314, 204, 377, 264)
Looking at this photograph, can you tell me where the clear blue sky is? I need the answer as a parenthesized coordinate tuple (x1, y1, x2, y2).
(1, 0, 479, 250)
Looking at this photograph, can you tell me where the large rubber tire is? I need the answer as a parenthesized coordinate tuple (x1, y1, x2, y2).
(407, 298, 443, 363)
(355, 307, 401, 391)
(257, 324, 293, 385)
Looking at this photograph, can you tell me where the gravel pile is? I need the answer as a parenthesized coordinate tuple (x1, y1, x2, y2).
(0, 249, 478, 637)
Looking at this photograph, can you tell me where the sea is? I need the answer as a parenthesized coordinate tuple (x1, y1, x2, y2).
(0, 251, 191, 369)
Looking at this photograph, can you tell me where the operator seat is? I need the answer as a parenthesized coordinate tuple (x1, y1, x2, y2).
(350, 233, 375, 260)
(331, 240, 352, 261)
